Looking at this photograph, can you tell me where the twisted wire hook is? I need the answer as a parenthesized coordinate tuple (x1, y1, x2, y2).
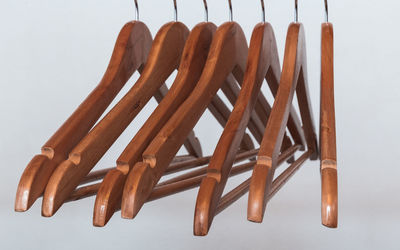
(294, 0, 298, 22)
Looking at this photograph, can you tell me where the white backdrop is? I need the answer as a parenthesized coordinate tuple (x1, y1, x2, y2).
(1, 0, 399, 249)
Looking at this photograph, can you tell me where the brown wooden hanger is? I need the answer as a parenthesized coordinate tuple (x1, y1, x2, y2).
(41, 20, 190, 217)
(92, 19, 218, 226)
(64, 150, 260, 205)
(92, 0, 276, 226)
(193, 18, 296, 235)
(119, 18, 251, 219)
(14, 19, 155, 212)
(247, 1, 319, 222)
(320, 0, 338, 228)
(14, 0, 336, 234)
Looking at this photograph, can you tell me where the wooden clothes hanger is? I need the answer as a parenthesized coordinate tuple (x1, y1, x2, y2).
(247, 1, 319, 222)
(320, 0, 338, 228)
(14, 0, 336, 235)
(15, 16, 156, 212)
(118, 0, 292, 220)
(92, 19, 218, 226)
(40, 0, 265, 218)
(119, 19, 249, 219)
(193, 9, 294, 235)
(41, 19, 190, 217)
(93, 0, 276, 226)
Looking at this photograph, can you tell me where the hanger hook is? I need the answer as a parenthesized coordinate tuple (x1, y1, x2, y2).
(173, 0, 178, 21)
(134, 0, 139, 21)
(294, 0, 298, 22)
(203, 0, 209, 22)
(260, 0, 266, 23)
(324, 0, 329, 22)
(228, 0, 233, 21)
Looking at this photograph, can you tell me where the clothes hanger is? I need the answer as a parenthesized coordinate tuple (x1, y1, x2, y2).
(119, 0, 281, 220)
(14, 1, 159, 212)
(40, 3, 191, 217)
(320, 0, 338, 228)
(92, 0, 218, 226)
(67, 150, 260, 204)
(193, 0, 305, 235)
(92, 0, 271, 226)
(247, 0, 319, 223)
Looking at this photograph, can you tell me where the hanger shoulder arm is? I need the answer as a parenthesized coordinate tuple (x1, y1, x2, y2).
(120, 22, 249, 219)
(194, 23, 281, 235)
(41, 22, 190, 217)
(248, 23, 304, 223)
(92, 22, 217, 226)
(15, 21, 152, 212)
(320, 22, 337, 228)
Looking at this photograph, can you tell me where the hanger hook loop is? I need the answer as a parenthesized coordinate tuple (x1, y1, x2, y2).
(134, 0, 139, 21)
(228, 0, 233, 21)
(203, 0, 209, 22)
(260, 0, 266, 23)
(294, 0, 298, 22)
(173, 0, 178, 21)
(324, 0, 329, 22)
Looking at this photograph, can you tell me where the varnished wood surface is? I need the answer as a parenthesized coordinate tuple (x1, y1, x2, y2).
(194, 22, 283, 235)
(41, 21, 190, 217)
(120, 22, 249, 220)
(154, 85, 203, 157)
(93, 22, 217, 226)
(15, 21, 153, 212)
(215, 145, 301, 217)
(248, 23, 318, 223)
(320, 22, 337, 228)
(158, 149, 258, 186)
(80, 155, 195, 185)
(67, 160, 257, 205)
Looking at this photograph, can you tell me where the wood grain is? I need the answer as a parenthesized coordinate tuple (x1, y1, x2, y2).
(248, 23, 318, 223)
(15, 21, 152, 212)
(320, 22, 337, 228)
(41, 21, 190, 217)
(120, 22, 249, 220)
(215, 145, 301, 216)
(93, 22, 217, 226)
(194, 22, 283, 235)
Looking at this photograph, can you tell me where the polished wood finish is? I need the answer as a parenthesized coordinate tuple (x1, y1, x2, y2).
(215, 145, 302, 216)
(155, 85, 203, 157)
(41, 21, 190, 217)
(248, 23, 318, 223)
(66, 146, 299, 223)
(120, 22, 250, 220)
(194, 22, 283, 235)
(93, 22, 217, 226)
(80, 155, 196, 185)
(320, 22, 337, 228)
(14, 21, 153, 212)
(158, 149, 258, 186)
(67, 160, 256, 205)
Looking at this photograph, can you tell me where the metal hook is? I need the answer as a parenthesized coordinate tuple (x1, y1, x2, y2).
(134, 0, 139, 20)
(324, 0, 329, 22)
(228, 0, 233, 21)
(294, 0, 298, 22)
(260, 0, 266, 23)
(203, 0, 209, 22)
(173, 0, 178, 21)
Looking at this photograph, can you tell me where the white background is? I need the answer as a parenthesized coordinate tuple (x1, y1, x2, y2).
(1, 0, 399, 249)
